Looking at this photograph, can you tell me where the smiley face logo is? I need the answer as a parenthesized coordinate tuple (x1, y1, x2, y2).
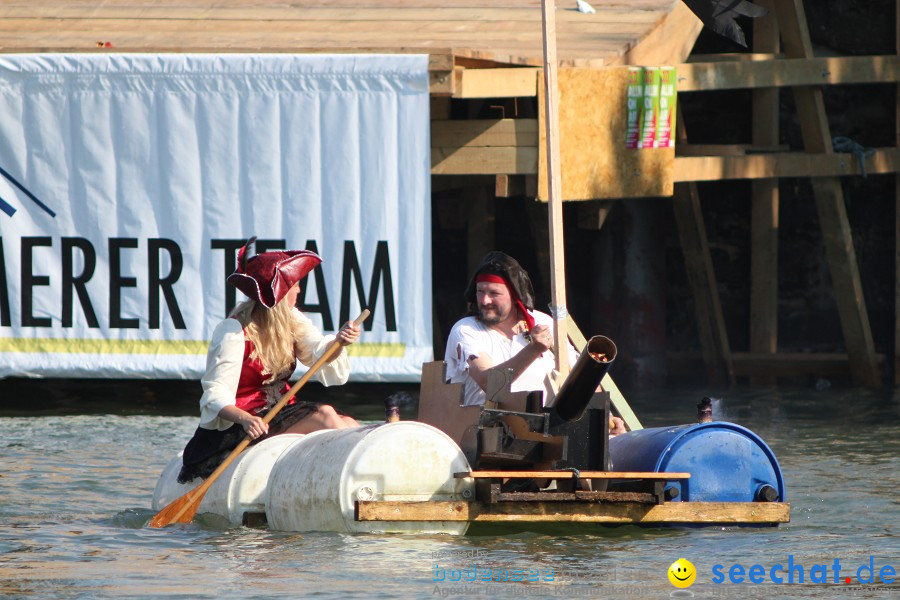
(668, 558, 696, 588)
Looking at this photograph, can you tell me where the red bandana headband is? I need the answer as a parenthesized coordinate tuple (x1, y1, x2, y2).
(475, 273, 535, 330)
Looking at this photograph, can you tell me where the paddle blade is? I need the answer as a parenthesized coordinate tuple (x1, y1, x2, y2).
(147, 487, 205, 528)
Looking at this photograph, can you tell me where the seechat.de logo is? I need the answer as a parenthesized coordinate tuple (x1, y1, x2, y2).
(668, 558, 697, 588)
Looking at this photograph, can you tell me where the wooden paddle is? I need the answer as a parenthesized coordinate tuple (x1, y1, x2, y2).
(148, 309, 370, 528)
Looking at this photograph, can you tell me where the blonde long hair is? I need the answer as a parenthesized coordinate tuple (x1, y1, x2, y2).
(230, 298, 307, 384)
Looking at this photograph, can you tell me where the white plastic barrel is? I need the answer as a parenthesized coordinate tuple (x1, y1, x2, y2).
(152, 433, 305, 526)
(265, 422, 473, 534)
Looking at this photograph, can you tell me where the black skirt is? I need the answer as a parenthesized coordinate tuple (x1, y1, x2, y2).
(177, 401, 319, 483)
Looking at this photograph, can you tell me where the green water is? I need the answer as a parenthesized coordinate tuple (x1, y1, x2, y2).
(0, 383, 897, 598)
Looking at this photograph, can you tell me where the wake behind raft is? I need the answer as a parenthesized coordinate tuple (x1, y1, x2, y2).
(152, 336, 789, 533)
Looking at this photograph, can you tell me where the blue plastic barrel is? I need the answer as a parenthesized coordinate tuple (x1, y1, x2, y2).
(608, 422, 785, 502)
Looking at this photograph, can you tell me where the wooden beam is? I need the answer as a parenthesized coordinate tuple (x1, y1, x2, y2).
(610, 1, 704, 67)
(467, 186, 495, 276)
(356, 500, 791, 524)
(677, 55, 900, 92)
(433, 135, 899, 185)
(429, 53, 455, 96)
(667, 351, 887, 378)
(431, 146, 537, 175)
(775, 0, 881, 388)
(494, 174, 536, 198)
(896, 0, 900, 386)
(672, 102, 734, 387)
(674, 149, 900, 181)
(576, 200, 615, 230)
(431, 118, 538, 148)
(687, 52, 781, 62)
(540, 0, 569, 378)
(455, 471, 689, 479)
(750, 0, 780, 387)
(676, 143, 788, 156)
(454, 67, 539, 98)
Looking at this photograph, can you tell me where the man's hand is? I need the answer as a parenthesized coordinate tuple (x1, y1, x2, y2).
(609, 415, 627, 436)
(528, 324, 553, 352)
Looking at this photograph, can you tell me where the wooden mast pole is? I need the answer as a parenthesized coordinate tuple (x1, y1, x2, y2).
(540, 0, 569, 378)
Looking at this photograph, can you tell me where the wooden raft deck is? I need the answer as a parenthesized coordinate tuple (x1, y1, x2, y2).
(355, 470, 791, 526)
(0, 0, 697, 68)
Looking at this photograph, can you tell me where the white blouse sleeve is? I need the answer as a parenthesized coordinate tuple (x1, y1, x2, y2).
(292, 309, 350, 386)
(198, 318, 246, 431)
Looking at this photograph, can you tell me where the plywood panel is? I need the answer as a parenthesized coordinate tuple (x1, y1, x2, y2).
(537, 67, 674, 200)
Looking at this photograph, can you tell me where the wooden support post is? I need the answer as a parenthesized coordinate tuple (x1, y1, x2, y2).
(540, 0, 569, 378)
(577, 201, 615, 231)
(896, 0, 900, 385)
(774, 0, 881, 387)
(673, 103, 734, 387)
(466, 186, 495, 276)
(750, 0, 780, 386)
(525, 198, 551, 298)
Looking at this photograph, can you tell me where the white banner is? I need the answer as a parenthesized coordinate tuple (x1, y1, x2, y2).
(0, 54, 432, 381)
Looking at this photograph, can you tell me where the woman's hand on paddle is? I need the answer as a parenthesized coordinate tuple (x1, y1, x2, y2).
(337, 321, 361, 346)
(240, 413, 268, 439)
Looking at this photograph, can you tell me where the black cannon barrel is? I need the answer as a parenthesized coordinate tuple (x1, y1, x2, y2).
(551, 335, 617, 422)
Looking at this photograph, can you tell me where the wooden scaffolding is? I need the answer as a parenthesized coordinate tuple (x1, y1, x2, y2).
(2, 0, 897, 386)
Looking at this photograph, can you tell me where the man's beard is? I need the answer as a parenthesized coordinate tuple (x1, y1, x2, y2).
(478, 306, 505, 325)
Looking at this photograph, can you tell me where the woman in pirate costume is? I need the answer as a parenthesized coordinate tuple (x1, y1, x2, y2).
(177, 238, 361, 483)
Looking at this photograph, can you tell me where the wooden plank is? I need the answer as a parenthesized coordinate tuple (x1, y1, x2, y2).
(467, 186, 496, 275)
(494, 174, 537, 197)
(896, 0, 900, 386)
(676, 144, 788, 156)
(430, 70, 455, 96)
(775, 0, 881, 388)
(356, 500, 791, 523)
(673, 149, 900, 181)
(540, 0, 569, 378)
(667, 351, 887, 378)
(431, 119, 538, 148)
(491, 490, 660, 502)
(686, 52, 781, 62)
(606, 1, 703, 67)
(537, 67, 674, 200)
(750, 0, 779, 387)
(0, 6, 668, 24)
(576, 200, 615, 230)
(431, 146, 538, 175)
(416, 361, 483, 443)
(677, 55, 900, 92)
(672, 103, 734, 387)
(455, 470, 690, 479)
(454, 68, 539, 98)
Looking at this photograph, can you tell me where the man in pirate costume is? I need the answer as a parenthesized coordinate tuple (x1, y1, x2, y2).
(443, 251, 578, 407)
(444, 251, 626, 434)
(177, 238, 361, 483)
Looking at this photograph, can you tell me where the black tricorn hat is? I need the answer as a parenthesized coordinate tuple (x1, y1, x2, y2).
(463, 251, 536, 316)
